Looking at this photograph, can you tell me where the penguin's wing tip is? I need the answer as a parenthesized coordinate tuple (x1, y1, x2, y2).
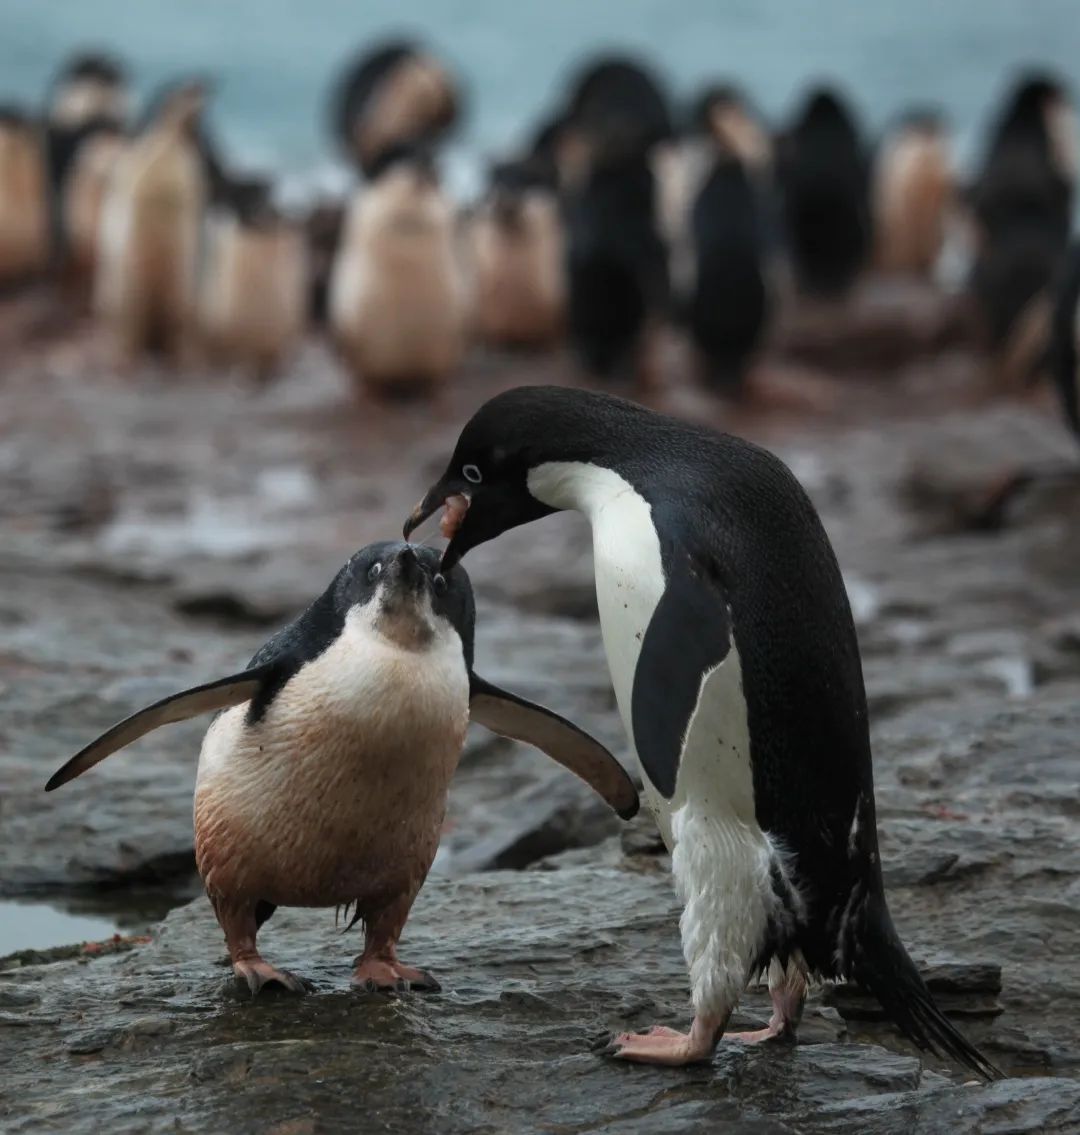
(469, 674, 639, 818)
(44, 668, 269, 791)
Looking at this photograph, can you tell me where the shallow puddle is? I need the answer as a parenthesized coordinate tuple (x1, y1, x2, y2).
(0, 899, 120, 955)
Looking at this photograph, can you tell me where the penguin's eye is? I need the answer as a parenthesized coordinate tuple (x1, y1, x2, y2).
(462, 464, 482, 485)
(433, 573, 447, 596)
(367, 562, 382, 583)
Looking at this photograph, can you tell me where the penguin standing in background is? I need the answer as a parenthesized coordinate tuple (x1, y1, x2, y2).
(685, 146, 770, 394)
(560, 56, 673, 168)
(47, 541, 637, 996)
(968, 74, 1075, 365)
(1047, 241, 1080, 445)
(778, 88, 870, 298)
(553, 56, 672, 385)
(564, 150, 669, 382)
(968, 243, 1080, 527)
(873, 110, 953, 277)
(467, 159, 564, 349)
(330, 42, 460, 179)
(44, 53, 128, 201)
(0, 107, 50, 285)
(405, 386, 1000, 1079)
(199, 177, 308, 380)
(303, 196, 346, 327)
(328, 148, 470, 397)
(94, 80, 211, 368)
(689, 84, 774, 173)
(61, 121, 127, 302)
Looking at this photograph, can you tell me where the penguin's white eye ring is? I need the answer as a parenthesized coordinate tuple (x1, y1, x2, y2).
(462, 464, 482, 484)
(367, 562, 382, 582)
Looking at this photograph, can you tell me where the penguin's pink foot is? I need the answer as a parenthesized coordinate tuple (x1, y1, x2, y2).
(233, 957, 311, 996)
(726, 1021, 796, 1044)
(352, 957, 405, 992)
(728, 965, 804, 1044)
(600, 1016, 723, 1066)
(351, 958, 440, 993)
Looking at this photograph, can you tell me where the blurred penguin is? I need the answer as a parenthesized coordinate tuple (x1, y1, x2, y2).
(661, 84, 778, 308)
(686, 139, 770, 395)
(873, 110, 953, 277)
(555, 56, 673, 383)
(971, 73, 1074, 245)
(690, 84, 774, 172)
(45, 53, 128, 199)
(564, 148, 669, 383)
(778, 87, 870, 298)
(61, 120, 127, 303)
(328, 148, 469, 397)
(968, 74, 1075, 367)
(966, 243, 1080, 528)
(1047, 241, 1080, 446)
(467, 160, 563, 349)
(553, 55, 673, 191)
(0, 107, 50, 285)
(331, 42, 460, 178)
(304, 196, 346, 326)
(199, 177, 308, 380)
(94, 81, 211, 368)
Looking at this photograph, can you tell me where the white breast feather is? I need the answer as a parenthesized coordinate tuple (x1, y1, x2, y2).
(528, 459, 780, 1017)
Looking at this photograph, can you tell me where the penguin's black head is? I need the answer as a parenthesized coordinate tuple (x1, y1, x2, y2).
(336, 541, 474, 657)
(403, 386, 646, 570)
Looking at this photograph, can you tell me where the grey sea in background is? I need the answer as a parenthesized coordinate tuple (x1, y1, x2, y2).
(3, 0, 1080, 200)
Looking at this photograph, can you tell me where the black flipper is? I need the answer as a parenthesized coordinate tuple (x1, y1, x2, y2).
(45, 663, 279, 791)
(847, 888, 1003, 1081)
(630, 555, 731, 798)
(469, 673, 639, 820)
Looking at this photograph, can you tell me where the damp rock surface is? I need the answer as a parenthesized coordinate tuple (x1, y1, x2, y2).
(2, 332, 1080, 1131)
(2, 869, 1079, 1135)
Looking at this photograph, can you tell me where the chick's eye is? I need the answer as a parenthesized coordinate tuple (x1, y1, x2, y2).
(367, 562, 382, 582)
(462, 464, 482, 485)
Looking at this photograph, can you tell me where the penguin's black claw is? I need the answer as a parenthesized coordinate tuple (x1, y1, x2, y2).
(404, 969, 441, 993)
(235, 960, 311, 997)
(589, 1031, 618, 1055)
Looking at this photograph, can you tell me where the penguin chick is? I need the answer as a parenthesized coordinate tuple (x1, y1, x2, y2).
(467, 162, 564, 349)
(328, 150, 469, 397)
(199, 177, 308, 380)
(0, 107, 50, 285)
(45, 53, 128, 185)
(331, 42, 460, 178)
(47, 541, 638, 997)
(94, 79, 211, 368)
(873, 111, 953, 277)
(61, 120, 126, 301)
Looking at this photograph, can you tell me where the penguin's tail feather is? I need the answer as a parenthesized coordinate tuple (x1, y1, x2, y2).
(847, 890, 1004, 1081)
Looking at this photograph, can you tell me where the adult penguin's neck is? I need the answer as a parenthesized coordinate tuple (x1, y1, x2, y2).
(527, 459, 648, 523)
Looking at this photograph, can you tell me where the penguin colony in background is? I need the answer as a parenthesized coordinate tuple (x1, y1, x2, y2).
(48, 542, 637, 994)
(406, 384, 1000, 1078)
(4, 47, 1076, 413)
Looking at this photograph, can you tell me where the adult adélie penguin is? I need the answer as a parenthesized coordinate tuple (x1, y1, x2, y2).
(404, 386, 1001, 1078)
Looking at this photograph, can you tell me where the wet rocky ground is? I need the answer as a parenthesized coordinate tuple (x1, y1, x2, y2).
(1, 287, 1079, 1133)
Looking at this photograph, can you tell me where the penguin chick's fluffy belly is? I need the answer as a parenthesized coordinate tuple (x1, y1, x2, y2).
(195, 607, 470, 910)
(529, 461, 782, 1013)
